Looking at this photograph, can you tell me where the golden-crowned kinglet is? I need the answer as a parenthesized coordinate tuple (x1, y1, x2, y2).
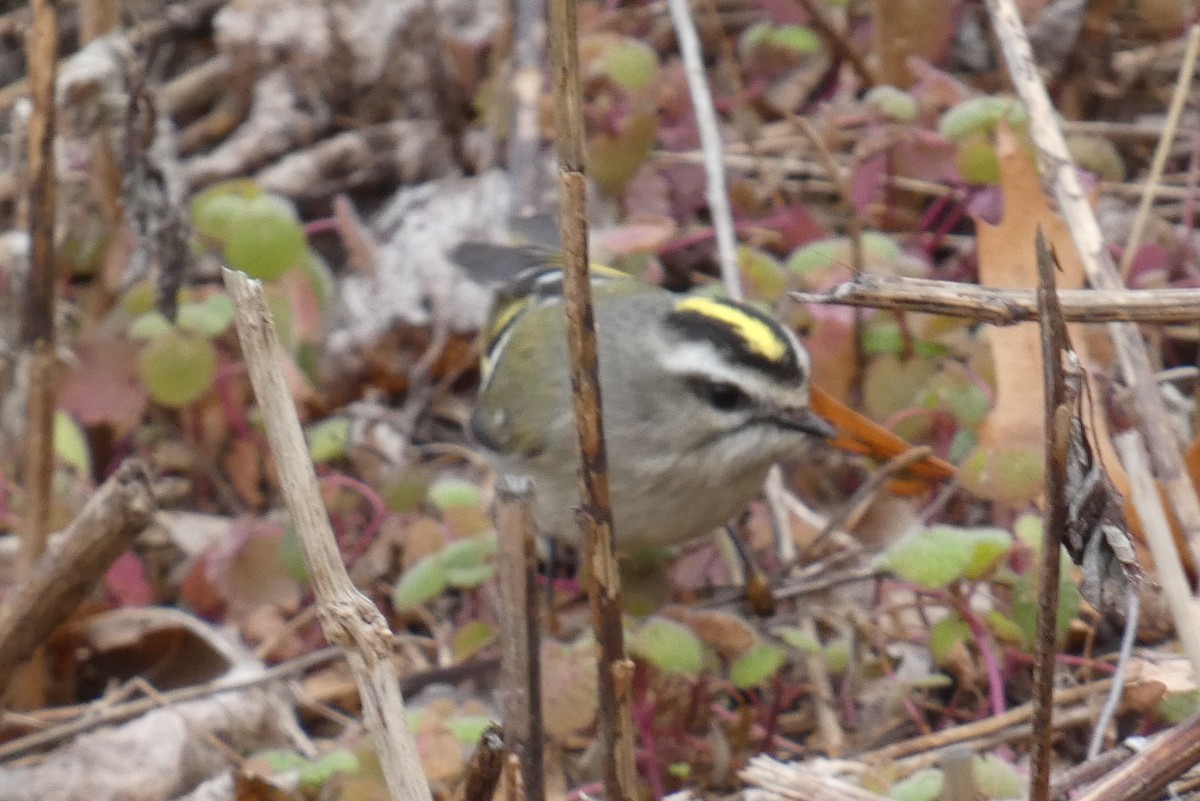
(471, 261, 834, 552)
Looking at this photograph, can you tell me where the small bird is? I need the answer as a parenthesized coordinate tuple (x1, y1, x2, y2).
(471, 259, 834, 553)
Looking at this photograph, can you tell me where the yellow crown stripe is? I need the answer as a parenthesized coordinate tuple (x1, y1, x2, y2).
(674, 297, 787, 362)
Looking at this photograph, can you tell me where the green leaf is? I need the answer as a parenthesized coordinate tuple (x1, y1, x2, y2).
(223, 193, 307, 280)
(306, 417, 350, 463)
(668, 762, 692, 779)
(453, 621, 495, 660)
(1159, 690, 1200, 724)
(888, 769, 943, 801)
(963, 528, 1013, 580)
(427, 478, 483, 511)
(446, 715, 496, 745)
(881, 526, 976, 589)
(391, 554, 448, 611)
(297, 749, 358, 790)
(630, 616, 704, 677)
(176, 295, 235, 338)
(770, 24, 821, 55)
(441, 535, 498, 589)
(985, 610, 1024, 645)
(138, 329, 217, 408)
(1011, 551, 1080, 646)
(774, 626, 822, 655)
(256, 749, 308, 773)
(822, 637, 851, 675)
(938, 96, 1028, 141)
(929, 613, 970, 664)
(53, 411, 91, 475)
(190, 179, 263, 243)
(973, 754, 1022, 799)
(730, 643, 787, 688)
(601, 38, 659, 93)
(128, 311, 173, 342)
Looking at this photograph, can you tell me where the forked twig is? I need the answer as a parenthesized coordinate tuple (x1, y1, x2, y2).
(223, 269, 431, 801)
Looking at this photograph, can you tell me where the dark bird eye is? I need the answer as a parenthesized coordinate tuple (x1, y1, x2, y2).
(704, 381, 746, 411)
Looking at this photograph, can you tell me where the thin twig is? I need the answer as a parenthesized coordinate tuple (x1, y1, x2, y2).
(546, 1, 638, 798)
(1118, 24, 1200, 277)
(1087, 588, 1141, 758)
(666, 0, 741, 299)
(793, 276, 1200, 325)
(223, 269, 432, 801)
(1031, 229, 1069, 801)
(985, 0, 1200, 572)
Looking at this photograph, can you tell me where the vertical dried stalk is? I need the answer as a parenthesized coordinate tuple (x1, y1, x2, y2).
(1031, 231, 1068, 801)
(222, 269, 432, 801)
(546, 0, 638, 798)
(19, 0, 60, 575)
(665, 0, 740, 299)
(495, 476, 544, 801)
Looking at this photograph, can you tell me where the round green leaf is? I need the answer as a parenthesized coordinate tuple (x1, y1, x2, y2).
(441, 535, 498, 588)
(630, 616, 704, 677)
(392, 554, 448, 611)
(973, 754, 1022, 800)
(137, 330, 217, 408)
(881, 526, 977, 589)
(888, 768, 942, 801)
(307, 416, 350, 463)
(190, 179, 262, 243)
(176, 295, 234, 338)
(129, 311, 174, 342)
(730, 642, 787, 688)
(223, 193, 306, 280)
(427, 478, 483, 511)
(773, 626, 821, 655)
(446, 715, 496, 745)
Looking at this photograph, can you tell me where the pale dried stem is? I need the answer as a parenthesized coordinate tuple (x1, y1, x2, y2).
(666, 0, 741, 299)
(223, 268, 432, 801)
(793, 276, 1200, 325)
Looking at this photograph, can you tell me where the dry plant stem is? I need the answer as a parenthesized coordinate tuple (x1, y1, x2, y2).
(1072, 708, 1200, 801)
(986, 0, 1200, 570)
(666, 0, 741, 299)
(19, 0, 59, 576)
(860, 679, 1114, 762)
(495, 476, 544, 801)
(793, 277, 1200, 325)
(1114, 430, 1200, 676)
(1087, 588, 1140, 758)
(0, 460, 155, 691)
(741, 756, 891, 801)
(1118, 24, 1200, 277)
(222, 269, 432, 801)
(1030, 231, 1069, 801)
(547, 1, 637, 798)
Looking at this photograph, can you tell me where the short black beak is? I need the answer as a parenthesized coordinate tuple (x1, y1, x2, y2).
(770, 407, 836, 439)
